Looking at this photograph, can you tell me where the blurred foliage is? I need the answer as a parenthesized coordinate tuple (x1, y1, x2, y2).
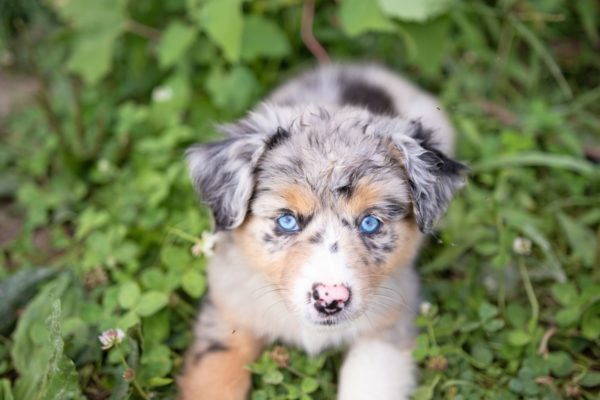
(0, 0, 599, 399)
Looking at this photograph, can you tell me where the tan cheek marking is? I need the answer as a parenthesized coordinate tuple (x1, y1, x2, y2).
(346, 179, 383, 216)
(233, 216, 312, 294)
(279, 185, 317, 216)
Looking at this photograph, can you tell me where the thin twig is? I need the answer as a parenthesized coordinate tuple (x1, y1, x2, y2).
(124, 19, 161, 40)
(301, 0, 330, 64)
(538, 326, 557, 359)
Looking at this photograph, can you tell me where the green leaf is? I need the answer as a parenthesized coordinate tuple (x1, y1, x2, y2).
(580, 371, 600, 388)
(11, 276, 83, 400)
(161, 245, 192, 271)
(555, 306, 580, 327)
(241, 15, 290, 60)
(412, 384, 434, 400)
(181, 269, 206, 298)
(400, 17, 450, 76)
(557, 213, 597, 267)
(157, 22, 197, 69)
(135, 291, 169, 317)
(301, 377, 319, 394)
(118, 281, 141, 309)
(0, 379, 14, 400)
(52, 0, 126, 29)
(507, 330, 531, 346)
(262, 370, 284, 385)
(474, 152, 597, 176)
(68, 31, 118, 85)
(339, 0, 395, 37)
(0, 267, 57, 333)
(148, 377, 173, 387)
(412, 334, 429, 361)
(377, 0, 451, 22)
(205, 65, 260, 113)
(581, 304, 600, 339)
(550, 282, 578, 306)
(471, 341, 493, 367)
(548, 351, 573, 377)
(195, 0, 244, 62)
(483, 318, 505, 332)
(116, 310, 140, 330)
(478, 302, 499, 321)
(55, 0, 126, 83)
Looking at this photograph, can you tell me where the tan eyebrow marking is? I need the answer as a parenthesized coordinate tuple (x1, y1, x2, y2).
(279, 185, 317, 216)
(345, 179, 384, 216)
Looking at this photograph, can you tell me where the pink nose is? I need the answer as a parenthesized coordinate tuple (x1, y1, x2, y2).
(312, 283, 351, 315)
(313, 283, 350, 303)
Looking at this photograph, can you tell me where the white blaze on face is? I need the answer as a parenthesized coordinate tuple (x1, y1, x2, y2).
(290, 223, 360, 323)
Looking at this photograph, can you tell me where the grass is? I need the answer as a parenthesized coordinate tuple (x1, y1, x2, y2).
(0, 0, 599, 399)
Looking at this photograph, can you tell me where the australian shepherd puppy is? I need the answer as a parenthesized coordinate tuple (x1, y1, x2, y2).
(179, 64, 467, 400)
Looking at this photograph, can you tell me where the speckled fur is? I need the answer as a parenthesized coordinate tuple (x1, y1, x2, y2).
(180, 63, 467, 400)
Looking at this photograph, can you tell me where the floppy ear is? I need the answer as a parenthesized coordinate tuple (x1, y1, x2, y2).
(186, 104, 294, 230)
(388, 122, 468, 233)
(186, 134, 266, 230)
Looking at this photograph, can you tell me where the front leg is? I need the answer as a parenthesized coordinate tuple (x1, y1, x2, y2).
(179, 297, 263, 400)
(338, 339, 416, 400)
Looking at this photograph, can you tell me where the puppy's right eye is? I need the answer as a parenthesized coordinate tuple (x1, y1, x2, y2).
(359, 215, 382, 234)
(276, 214, 300, 232)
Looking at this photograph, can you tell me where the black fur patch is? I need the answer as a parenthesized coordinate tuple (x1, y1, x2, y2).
(410, 120, 469, 177)
(329, 242, 339, 253)
(340, 79, 397, 116)
(192, 341, 229, 364)
(265, 127, 291, 150)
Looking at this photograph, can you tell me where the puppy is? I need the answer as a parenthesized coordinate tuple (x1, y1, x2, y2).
(179, 64, 466, 400)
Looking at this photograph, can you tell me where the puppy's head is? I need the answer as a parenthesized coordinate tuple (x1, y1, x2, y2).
(187, 104, 466, 327)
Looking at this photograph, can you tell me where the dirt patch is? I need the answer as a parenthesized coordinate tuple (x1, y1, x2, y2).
(0, 68, 39, 131)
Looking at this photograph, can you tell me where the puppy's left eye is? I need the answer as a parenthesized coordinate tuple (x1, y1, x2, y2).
(277, 214, 300, 232)
(359, 215, 381, 234)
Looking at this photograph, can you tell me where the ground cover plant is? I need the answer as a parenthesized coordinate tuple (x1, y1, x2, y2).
(0, 0, 599, 399)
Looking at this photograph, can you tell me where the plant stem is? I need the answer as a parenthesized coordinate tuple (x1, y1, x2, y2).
(518, 257, 539, 334)
(167, 226, 201, 243)
(115, 344, 150, 400)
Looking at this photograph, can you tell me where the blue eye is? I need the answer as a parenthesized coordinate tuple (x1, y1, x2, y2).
(359, 215, 381, 234)
(276, 214, 300, 232)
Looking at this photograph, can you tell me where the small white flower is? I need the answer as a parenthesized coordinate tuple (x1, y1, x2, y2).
(97, 158, 111, 173)
(512, 237, 532, 256)
(98, 328, 125, 350)
(200, 231, 219, 257)
(420, 301, 432, 316)
(152, 86, 173, 102)
(190, 231, 220, 257)
(191, 241, 203, 257)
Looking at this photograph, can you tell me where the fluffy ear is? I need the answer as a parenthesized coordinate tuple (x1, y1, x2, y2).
(186, 109, 292, 230)
(186, 136, 264, 230)
(388, 122, 468, 233)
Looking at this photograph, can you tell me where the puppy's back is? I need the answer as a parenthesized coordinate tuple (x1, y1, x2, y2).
(267, 63, 455, 155)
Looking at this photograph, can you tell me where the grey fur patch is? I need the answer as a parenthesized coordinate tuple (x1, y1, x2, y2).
(329, 242, 339, 253)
